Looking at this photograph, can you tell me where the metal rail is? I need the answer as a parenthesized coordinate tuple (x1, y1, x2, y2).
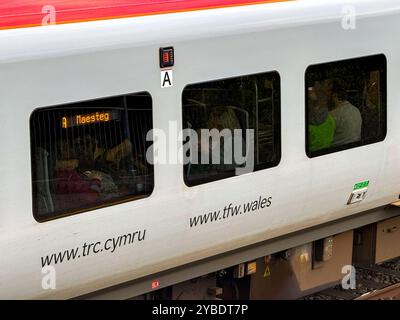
(356, 283, 400, 300)
(303, 258, 400, 300)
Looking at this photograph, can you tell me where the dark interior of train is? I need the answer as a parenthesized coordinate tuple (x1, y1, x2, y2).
(306, 54, 387, 157)
(30, 92, 154, 220)
(182, 72, 281, 186)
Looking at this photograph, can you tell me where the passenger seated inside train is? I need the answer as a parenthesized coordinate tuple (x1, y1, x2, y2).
(328, 78, 362, 147)
(53, 135, 135, 212)
(182, 72, 280, 186)
(307, 77, 363, 152)
(30, 93, 154, 219)
(308, 80, 336, 152)
(32, 113, 153, 218)
(189, 106, 246, 179)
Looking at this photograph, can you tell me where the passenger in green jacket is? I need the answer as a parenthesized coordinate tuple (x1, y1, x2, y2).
(309, 114, 336, 152)
(308, 80, 336, 152)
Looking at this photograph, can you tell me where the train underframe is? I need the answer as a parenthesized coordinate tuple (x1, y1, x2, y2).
(82, 204, 400, 300)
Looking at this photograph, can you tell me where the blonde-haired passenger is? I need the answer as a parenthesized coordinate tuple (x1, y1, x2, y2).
(191, 106, 245, 179)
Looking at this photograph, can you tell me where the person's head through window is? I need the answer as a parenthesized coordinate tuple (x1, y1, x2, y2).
(55, 135, 97, 172)
(207, 107, 241, 131)
(308, 80, 331, 126)
(329, 78, 350, 109)
(194, 106, 243, 173)
(308, 80, 336, 152)
(56, 139, 79, 171)
(74, 135, 97, 172)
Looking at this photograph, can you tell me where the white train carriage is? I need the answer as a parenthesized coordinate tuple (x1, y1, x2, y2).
(0, 0, 400, 299)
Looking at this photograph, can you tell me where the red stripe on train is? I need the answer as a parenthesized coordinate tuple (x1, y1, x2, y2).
(0, 0, 292, 30)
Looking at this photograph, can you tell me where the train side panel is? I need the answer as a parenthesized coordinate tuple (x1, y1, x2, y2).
(0, 0, 399, 298)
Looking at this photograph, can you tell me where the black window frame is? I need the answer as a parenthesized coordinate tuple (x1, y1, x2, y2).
(181, 71, 282, 187)
(30, 91, 154, 222)
(305, 54, 387, 158)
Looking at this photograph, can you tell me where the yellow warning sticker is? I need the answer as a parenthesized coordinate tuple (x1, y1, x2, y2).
(263, 265, 271, 278)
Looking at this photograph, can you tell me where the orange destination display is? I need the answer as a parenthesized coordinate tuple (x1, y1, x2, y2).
(61, 111, 118, 128)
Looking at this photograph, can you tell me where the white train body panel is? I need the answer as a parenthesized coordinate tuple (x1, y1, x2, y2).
(0, 0, 400, 298)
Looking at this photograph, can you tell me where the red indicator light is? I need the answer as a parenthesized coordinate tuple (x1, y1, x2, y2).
(151, 280, 160, 289)
(163, 52, 169, 63)
(160, 47, 174, 68)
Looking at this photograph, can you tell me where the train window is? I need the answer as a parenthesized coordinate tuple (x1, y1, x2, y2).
(306, 54, 387, 157)
(30, 92, 154, 221)
(182, 71, 281, 187)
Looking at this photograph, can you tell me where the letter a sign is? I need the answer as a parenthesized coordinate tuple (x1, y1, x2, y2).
(161, 70, 173, 88)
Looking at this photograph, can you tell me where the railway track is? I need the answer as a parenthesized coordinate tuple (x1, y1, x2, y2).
(301, 258, 400, 300)
(355, 282, 400, 300)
